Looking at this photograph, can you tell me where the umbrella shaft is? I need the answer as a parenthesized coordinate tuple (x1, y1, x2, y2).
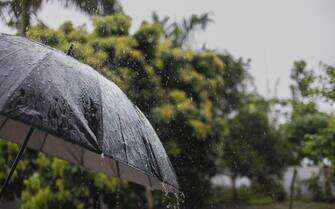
(0, 127, 34, 199)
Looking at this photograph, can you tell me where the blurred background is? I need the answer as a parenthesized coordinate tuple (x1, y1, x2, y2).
(0, 0, 334, 209)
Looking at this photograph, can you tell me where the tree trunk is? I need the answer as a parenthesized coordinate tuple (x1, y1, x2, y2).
(92, 188, 101, 209)
(323, 165, 333, 201)
(231, 174, 238, 202)
(19, 0, 31, 36)
(145, 187, 153, 209)
(289, 168, 297, 209)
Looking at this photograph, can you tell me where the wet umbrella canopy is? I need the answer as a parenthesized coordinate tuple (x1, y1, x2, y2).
(0, 33, 178, 196)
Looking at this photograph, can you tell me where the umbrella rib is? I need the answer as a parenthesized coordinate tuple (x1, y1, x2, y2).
(133, 106, 165, 181)
(0, 45, 30, 61)
(143, 136, 162, 179)
(66, 146, 81, 164)
(40, 132, 49, 151)
(148, 175, 153, 189)
(39, 132, 48, 152)
(118, 115, 128, 163)
(95, 70, 104, 151)
(0, 127, 34, 199)
(80, 147, 84, 166)
(2, 51, 53, 114)
(0, 117, 8, 130)
(115, 161, 121, 177)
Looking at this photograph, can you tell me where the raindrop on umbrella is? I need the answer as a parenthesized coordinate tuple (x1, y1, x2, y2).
(0, 33, 179, 198)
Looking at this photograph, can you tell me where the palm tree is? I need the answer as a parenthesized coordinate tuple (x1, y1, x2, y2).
(0, 0, 43, 36)
(60, 0, 122, 16)
(0, 0, 122, 36)
(152, 11, 213, 47)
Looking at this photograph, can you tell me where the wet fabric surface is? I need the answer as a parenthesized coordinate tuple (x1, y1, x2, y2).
(0, 33, 178, 191)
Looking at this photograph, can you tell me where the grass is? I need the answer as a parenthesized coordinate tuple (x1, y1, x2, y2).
(218, 201, 335, 209)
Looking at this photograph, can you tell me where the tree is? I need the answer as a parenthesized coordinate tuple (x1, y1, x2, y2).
(318, 63, 335, 101)
(0, 13, 250, 209)
(283, 61, 330, 163)
(0, 0, 122, 36)
(280, 60, 334, 203)
(152, 12, 213, 47)
(0, 0, 43, 36)
(289, 60, 315, 102)
(222, 96, 289, 201)
(303, 118, 335, 201)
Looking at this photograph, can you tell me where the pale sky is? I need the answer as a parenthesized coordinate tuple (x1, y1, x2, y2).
(0, 0, 334, 100)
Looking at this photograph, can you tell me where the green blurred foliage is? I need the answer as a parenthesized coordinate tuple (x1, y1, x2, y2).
(207, 184, 283, 207)
(1, 11, 333, 209)
(282, 60, 335, 165)
(151, 12, 213, 47)
(303, 175, 327, 202)
(0, 0, 123, 36)
(279, 60, 335, 203)
(0, 13, 250, 209)
(0, 143, 37, 200)
(221, 96, 290, 201)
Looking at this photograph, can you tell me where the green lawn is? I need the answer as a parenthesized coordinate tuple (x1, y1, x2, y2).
(219, 201, 335, 209)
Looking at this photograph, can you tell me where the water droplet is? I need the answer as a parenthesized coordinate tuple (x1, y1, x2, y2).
(174, 192, 180, 209)
(116, 183, 120, 209)
(161, 182, 169, 197)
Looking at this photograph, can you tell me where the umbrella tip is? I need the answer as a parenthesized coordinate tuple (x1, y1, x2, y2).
(66, 44, 74, 56)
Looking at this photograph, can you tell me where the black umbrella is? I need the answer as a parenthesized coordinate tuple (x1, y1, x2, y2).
(0, 33, 178, 198)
